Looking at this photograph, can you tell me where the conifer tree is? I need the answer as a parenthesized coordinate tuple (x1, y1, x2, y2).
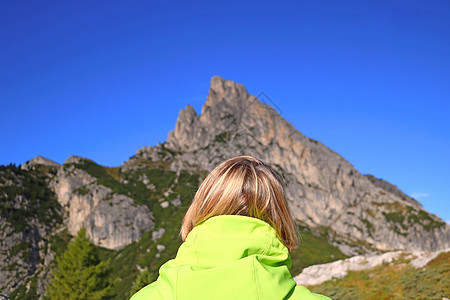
(130, 269, 156, 297)
(46, 228, 112, 300)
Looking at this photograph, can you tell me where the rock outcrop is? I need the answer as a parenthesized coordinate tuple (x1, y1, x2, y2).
(364, 174, 421, 207)
(133, 76, 449, 253)
(21, 156, 60, 170)
(0, 165, 61, 297)
(294, 248, 450, 286)
(50, 157, 154, 250)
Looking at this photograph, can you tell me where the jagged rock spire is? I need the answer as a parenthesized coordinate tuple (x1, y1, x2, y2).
(134, 76, 450, 253)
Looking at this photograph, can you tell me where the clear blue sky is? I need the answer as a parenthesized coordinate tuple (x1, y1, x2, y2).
(1, 1, 449, 222)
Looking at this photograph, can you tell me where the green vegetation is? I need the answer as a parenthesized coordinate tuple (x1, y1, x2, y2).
(382, 211, 405, 225)
(49, 229, 73, 256)
(379, 203, 445, 234)
(46, 228, 113, 300)
(0, 164, 62, 297)
(407, 207, 446, 231)
(129, 269, 157, 297)
(74, 161, 201, 299)
(360, 218, 374, 237)
(9, 241, 30, 256)
(157, 143, 177, 159)
(382, 211, 407, 236)
(74, 185, 90, 195)
(13, 158, 200, 300)
(290, 226, 347, 276)
(214, 131, 230, 143)
(308, 138, 319, 145)
(11, 229, 92, 300)
(0, 164, 61, 233)
(309, 252, 450, 299)
(67, 160, 129, 197)
(220, 113, 236, 121)
(9, 275, 39, 300)
(103, 179, 197, 298)
(68, 158, 199, 212)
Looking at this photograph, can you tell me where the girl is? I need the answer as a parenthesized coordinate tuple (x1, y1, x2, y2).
(131, 156, 330, 300)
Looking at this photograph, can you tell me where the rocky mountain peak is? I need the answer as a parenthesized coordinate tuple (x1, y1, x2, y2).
(166, 76, 288, 155)
(21, 156, 60, 170)
(135, 76, 449, 253)
(202, 75, 251, 114)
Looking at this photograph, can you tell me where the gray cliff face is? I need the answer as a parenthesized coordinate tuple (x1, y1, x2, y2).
(0, 219, 56, 298)
(0, 166, 60, 298)
(50, 157, 154, 250)
(364, 174, 421, 206)
(134, 76, 449, 253)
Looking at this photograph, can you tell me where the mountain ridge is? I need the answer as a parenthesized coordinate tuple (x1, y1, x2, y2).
(1, 76, 448, 299)
(133, 75, 448, 253)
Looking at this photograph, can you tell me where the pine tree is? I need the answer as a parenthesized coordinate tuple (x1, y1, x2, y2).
(130, 269, 156, 297)
(46, 228, 112, 300)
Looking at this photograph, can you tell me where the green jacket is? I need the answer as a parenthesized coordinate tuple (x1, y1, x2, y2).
(130, 215, 330, 300)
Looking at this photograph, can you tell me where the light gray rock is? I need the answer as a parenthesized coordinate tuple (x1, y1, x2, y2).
(163, 189, 172, 197)
(295, 251, 404, 286)
(135, 264, 145, 272)
(171, 196, 181, 207)
(64, 155, 89, 165)
(364, 174, 421, 207)
(50, 166, 154, 250)
(21, 156, 60, 170)
(152, 228, 165, 241)
(294, 248, 449, 286)
(409, 248, 449, 268)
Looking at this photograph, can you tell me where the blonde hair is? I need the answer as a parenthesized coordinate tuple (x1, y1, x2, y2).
(181, 156, 298, 252)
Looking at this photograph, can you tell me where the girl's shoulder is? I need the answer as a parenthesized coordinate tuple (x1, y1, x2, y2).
(129, 281, 164, 300)
(289, 285, 331, 300)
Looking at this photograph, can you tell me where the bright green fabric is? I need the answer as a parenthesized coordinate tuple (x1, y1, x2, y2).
(130, 215, 330, 300)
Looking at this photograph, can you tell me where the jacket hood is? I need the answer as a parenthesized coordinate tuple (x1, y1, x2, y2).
(153, 215, 296, 299)
(178, 215, 292, 269)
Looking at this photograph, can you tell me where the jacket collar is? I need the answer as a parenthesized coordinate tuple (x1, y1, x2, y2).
(175, 215, 291, 269)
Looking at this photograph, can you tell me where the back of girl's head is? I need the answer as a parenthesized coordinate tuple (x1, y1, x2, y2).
(181, 155, 298, 252)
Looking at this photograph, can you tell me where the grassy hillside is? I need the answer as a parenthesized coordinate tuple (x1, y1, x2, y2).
(290, 226, 347, 276)
(309, 252, 450, 300)
(0, 164, 61, 234)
